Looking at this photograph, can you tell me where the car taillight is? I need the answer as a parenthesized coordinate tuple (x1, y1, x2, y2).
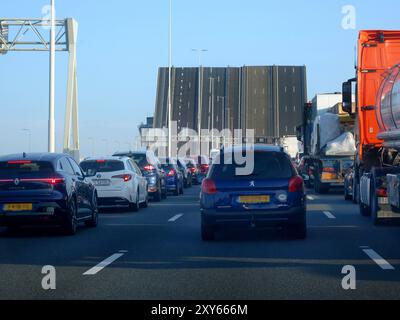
(190, 167, 197, 174)
(376, 188, 387, 197)
(112, 174, 132, 182)
(202, 178, 217, 195)
(20, 178, 65, 185)
(200, 164, 209, 173)
(167, 169, 176, 177)
(8, 160, 32, 164)
(288, 176, 304, 193)
(323, 167, 335, 173)
(144, 165, 155, 171)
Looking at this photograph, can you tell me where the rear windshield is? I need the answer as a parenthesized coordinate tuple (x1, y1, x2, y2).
(210, 152, 295, 180)
(185, 160, 196, 168)
(0, 161, 54, 177)
(80, 160, 125, 173)
(161, 163, 175, 171)
(129, 154, 148, 167)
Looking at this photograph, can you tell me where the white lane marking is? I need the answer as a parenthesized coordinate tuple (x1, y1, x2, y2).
(323, 211, 336, 219)
(83, 253, 125, 275)
(362, 248, 395, 270)
(307, 195, 315, 201)
(168, 214, 184, 222)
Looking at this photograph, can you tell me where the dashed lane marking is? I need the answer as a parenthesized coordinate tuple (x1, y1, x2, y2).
(168, 214, 184, 222)
(323, 211, 336, 219)
(361, 247, 395, 270)
(83, 252, 126, 275)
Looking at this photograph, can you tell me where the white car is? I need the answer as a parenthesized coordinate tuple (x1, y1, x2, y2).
(80, 156, 148, 211)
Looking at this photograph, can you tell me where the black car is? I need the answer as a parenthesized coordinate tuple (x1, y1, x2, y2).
(113, 150, 167, 202)
(0, 153, 98, 235)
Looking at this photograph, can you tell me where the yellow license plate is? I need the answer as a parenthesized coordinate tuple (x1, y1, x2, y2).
(3, 203, 33, 212)
(239, 195, 270, 204)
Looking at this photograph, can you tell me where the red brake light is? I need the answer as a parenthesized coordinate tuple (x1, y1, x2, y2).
(167, 169, 176, 177)
(288, 176, 304, 193)
(202, 178, 217, 195)
(190, 167, 197, 173)
(144, 165, 155, 171)
(112, 174, 132, 182)
(21, 178, 65, 184)
(323, 167, 335, 173)
(376, 188, 387, 197)
(96, 160, 106, 163)
(8, 160, 32, 164)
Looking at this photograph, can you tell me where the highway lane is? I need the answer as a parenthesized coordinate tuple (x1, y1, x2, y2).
(0, 186, 400, 300)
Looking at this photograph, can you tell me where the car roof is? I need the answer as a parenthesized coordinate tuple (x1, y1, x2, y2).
(113, 150, 150, 156)
(223, 144, 283, 154)
(0, 153, 67, 163)
(81, 156, 129, 162)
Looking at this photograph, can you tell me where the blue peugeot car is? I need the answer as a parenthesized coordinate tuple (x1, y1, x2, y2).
(200, 145, 307, 241)
(0, 153, 98, 235)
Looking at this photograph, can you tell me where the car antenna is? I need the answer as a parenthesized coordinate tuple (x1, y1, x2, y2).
(23, 152, 27, 158)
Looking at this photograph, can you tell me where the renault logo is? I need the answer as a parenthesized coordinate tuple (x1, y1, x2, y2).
(14, 178, 20, 186)
(97, 174, 102, 179)
(250, 181, 255, 187)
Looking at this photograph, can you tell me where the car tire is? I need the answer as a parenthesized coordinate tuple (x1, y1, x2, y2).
(63, 199, 78, 236)
(174, 184, 179, 196)
(129, 191, 140, 212)
(85, 193, 99, 228)
(344, 183, 352, 201)
(154, 184, 162, 202)
(201, 224, 215, 241)
(161, 182, 167, 200)
(141, 192, 149, 208)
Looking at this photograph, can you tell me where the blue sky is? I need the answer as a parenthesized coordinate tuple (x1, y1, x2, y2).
(0, 0, 399, 157)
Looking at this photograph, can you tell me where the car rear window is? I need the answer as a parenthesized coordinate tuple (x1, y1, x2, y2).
(210, 151, 295, 180)
(185, 160, 196, 168)
(0, 161, 54, 177)
(129, 154, 148, 167)
(80, 160, 125, 173)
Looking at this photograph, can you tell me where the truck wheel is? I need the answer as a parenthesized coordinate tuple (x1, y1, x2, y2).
(370, 174, 383, 226)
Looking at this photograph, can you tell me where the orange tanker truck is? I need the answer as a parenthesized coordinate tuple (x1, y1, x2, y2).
(342, 30, 400, 225)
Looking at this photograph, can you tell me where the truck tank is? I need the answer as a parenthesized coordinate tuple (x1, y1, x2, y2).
(376, 64, 400, 149)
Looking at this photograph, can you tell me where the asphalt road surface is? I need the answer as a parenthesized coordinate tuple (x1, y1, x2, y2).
(1, 186, 400, 300)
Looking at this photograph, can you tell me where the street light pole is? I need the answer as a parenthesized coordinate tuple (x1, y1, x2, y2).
(210, 77, 215, 150)
(192, 49, 208, 155)
(167, 0, 173, 158)
(48, 0, 56, 153)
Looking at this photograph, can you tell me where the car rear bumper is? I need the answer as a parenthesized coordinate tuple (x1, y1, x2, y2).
(97, 189, 131, 205)
(98, 197, 130, 208)
(201, 207, 305, 228)
(0, 199, 68, 227)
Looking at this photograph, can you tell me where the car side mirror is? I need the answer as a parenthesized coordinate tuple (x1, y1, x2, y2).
(342, 80, 353, 114)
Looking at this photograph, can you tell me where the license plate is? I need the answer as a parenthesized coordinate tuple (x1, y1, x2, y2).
(378, 197, 389, 205)
(3, 203, 33, 212)
(93, 179, 110, 186)
(239, 195, 270, 204)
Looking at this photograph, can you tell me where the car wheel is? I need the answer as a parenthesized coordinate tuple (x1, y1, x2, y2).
(201, 224, 215, 241)
(141, 192, 149, 208)
(161, 182, 167, 200)
(344, 183, 352, 201)
(174, 184, 179, 196)
(63, 199, 78, 236)
(154, 184, 162, 202)
(85, 193, 99, 228)
(129, 191, 140, 212)
(286, 222, 307, 240)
